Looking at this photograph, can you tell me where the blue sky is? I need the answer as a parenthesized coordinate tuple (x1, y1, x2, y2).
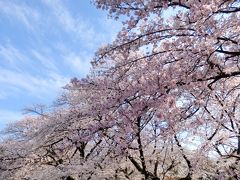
(0, 0, 121, 128)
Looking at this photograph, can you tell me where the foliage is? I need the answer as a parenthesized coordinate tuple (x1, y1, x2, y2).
(1, 0, 240, 179)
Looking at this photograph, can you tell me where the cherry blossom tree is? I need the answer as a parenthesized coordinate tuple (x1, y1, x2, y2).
(1, 0, 240, 179)
(89, 0, 239, 178)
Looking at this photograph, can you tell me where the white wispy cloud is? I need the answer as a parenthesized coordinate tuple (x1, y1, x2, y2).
(0, 1, 40, 30)
(31, 50, 58, 72)
(0, 44, 28, 70)
(64, 52, 92, 76)
(0, 44, 60, 74)
(42, 0, 104, 48)
(0, 68, 69, 99)
(0, 110, 23, 125)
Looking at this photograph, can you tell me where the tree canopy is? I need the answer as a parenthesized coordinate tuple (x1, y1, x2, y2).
(1, 0, 240, 179)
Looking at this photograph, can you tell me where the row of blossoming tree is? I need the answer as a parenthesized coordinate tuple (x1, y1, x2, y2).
(1, 0, 240, 179)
